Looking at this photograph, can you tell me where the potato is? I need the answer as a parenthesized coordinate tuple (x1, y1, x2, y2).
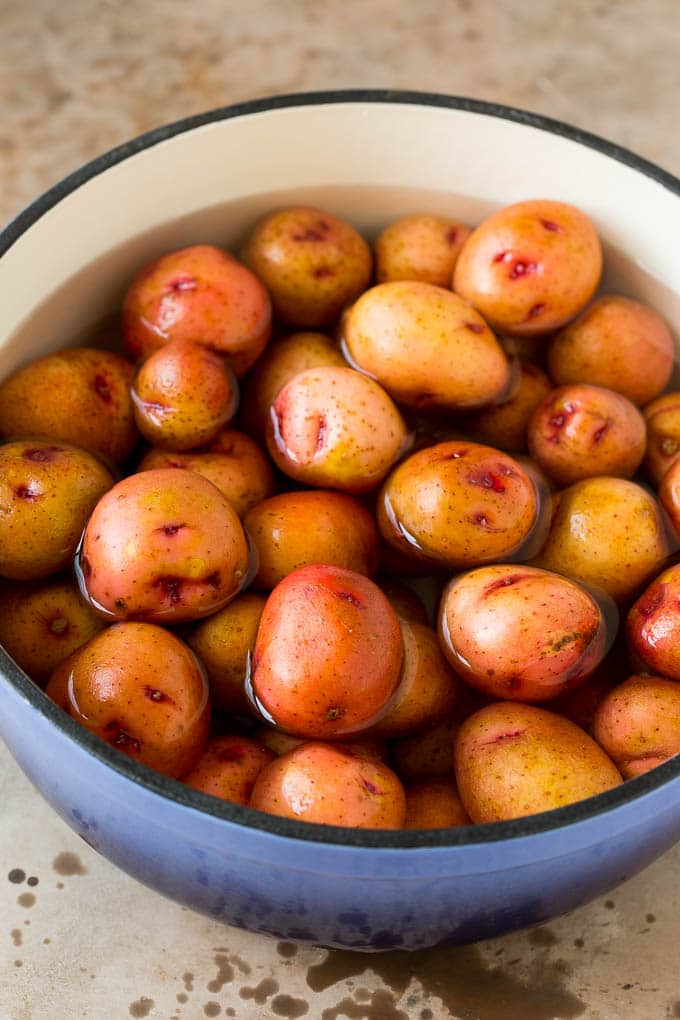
(122, 244, 272, 376)
(182, 735, 275, 804)
(45, 622, 210, 777)
(78, 468, 250, 623)
(0, 347, 138, 467)
(549, 642, 628, 734)
(547, 296, 674, 406)
(532, 477, 669, 603)
(185, 592, 266, 718)
(658, 456, 680, 535)
(239, 331, 346, 441)
(454, 199, 602, 337)
(369, 620, 459, 738)
(0, 577, 105, 685)
(643, 393, 680, 485)
(455, 702, 622, 823)
(241, 206, 372, 327)
(378, 440, 539, 570)
(464, 361, 553, 453)
(131, 339, 238, 451)
(528, 383, 646, 486)
(439, 565, 609, 702)
(249, 742, 406, 828)
(376, 577, 429, 625)
(374, 214, 472, 287)
(250, 564, 402, 739)
(342, 281, 510, 412)
(267, 365, 409, 494)
(244, 489, 379, 590)
(627, 565, 680, 679)
(138, 429, 275, 518)
(404, 778, 471, 829)
(253, 726, 387, 762)
(0, 440, 114, 580)
(593, 675, 680, 778)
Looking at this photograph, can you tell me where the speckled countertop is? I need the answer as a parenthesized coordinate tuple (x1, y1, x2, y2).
(2, 2, 680, 1018)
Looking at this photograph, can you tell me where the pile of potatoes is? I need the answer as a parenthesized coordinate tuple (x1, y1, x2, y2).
(1, 197, 680, 832)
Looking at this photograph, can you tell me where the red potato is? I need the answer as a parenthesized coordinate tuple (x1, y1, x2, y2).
(376, 577, 429, 625)
(439, 565, 610, 702)
(454, 199, 602, 337)
(0, 347, 138, 466)
(528, 384, 646, 486)
(627, 565, 680, 680)
(241, 206, 372, 327)
(122, 244, 272, 376)
(547, 295, 674, 406)
(342, 281, 511, 412)
(549, 641, 628, 734)
(455, 702, 622, 823)
(593, 675, 680, 778)
(78, 468, 250, 624)
(244, 490, 379, 590)
(404, 779, 471, 829)
(464, 361, 554, 453)
(249, 742, 406, 828)
(45, 623, 210, 777)
(658, 453, 680, 536)
(182, 735, 275, 804)
(250, 564, 403, 739)
(374, 214, 472, 287)
(131, 339, 238, 451)
(267, 366, 410, 494)
(0, 440, 114, 581)
(643, 393, 680, 484)
(253, 726, 388, 762)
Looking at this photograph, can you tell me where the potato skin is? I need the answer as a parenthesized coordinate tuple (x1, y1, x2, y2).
(547, 295, 674, 406)
(138, 429, 275, 518)
(267, 366, 409, 494)
(131, 339, 238, 451)
(249, 742, 406, 828)
(532, 477, 669, 604)
(342, 281, 510, 412)
(0, 440, 114, 581)
(0, 347, 138, 466)
(375, 214, 472, 287)
(78, 468, 250, 624)
(593, 675, 680, 778)
(376, 577, 429, 625)
(528, 384, 646, 486)
(251, 564, 403, 739)
(643, 393, 680, 484)
(439, 565, 609, 702)
(244, 489, 379, 590)
(241, 206, 372, 327)
(45, 622, 210, 777)
(182, 735, 275, 804)
(453, 199, 602, 337)
(627, 565, 680, 680)
(455, 702, 622, 823)
(122, 244, 272, 376)
(253, 726, 387, 762)
(378, 441, 539, 570)
(404, 778, 471, 829)
(464, 361, 553, 454)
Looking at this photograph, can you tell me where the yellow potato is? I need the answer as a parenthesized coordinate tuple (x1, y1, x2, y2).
(374, 214, 471, 287)
(593, 675, 680, 778)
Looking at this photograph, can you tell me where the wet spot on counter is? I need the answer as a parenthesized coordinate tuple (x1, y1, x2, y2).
(176, 993, 188, 1004)
(604, 900, 615, 909)
(8, 869, 26, 884)
(56, 883, 64, 890)
(278, 941, 298, 958)
(17, 893, 35, 908)
(203, 1003, 221, 1018)
(421, 1011, 434, 1020)
(11, 929, 22, 946)
(27, 876, 39, 887)
(646, 913, 656, 923)
(23, 920, 30, 926)
(43, 937, 50, 944)
(226, 1010, 236, 1018)
(182, 973, 194, 992)
(128, 997, 154, 1018)
(528, 926, 559, 947)
(207, 953, 234, 992)
(672, 1002, 680, 1017)
(14, 960, 22, 968)
(239, 977, 279, 1004)
(271, 993, 310, 1017)
(52, 851, 86, 876)
(321, 989, 408, 1019)
(573, 938, 584, 949)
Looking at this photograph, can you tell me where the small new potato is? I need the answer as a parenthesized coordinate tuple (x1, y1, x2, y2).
(244, 489, 379, 590)
(242, 206, 372, 327)
(593, 675, 680, 778)
(342, 281, 510, 412)
(627, 565, 680, 680)
(404, 778, 471, 829)
(45, 622, 210, 777)
(439, 565, 609, 702)
(123, 244, 272, 375)
(267, 365, 409, 493)
(464, 361, 553, 453)
(182, 735, 275, 804)
(528, 384, 646, 486)
(376, 577, 429, 625)
(455, 702, 622, 823)
(249, 742, 406, 828)
(547, 295, 674, 406)
(131, 339, 238, 451)
(644, 393, 680, 484)
(78, 468, 250, 623)
(374, 214, 472, 287)
(253, 727, 387, 762)
(0, 440, 114, 581)
(454, 199, 602, 337)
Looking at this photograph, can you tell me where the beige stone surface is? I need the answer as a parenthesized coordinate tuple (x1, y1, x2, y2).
(2, 1, 680, 1018)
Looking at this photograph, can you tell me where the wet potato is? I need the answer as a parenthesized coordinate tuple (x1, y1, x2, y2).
(404, 778, 471, 829)
(464, 361, 553, 453)
(182, 735, 275, 804)
(374, 213, 472, 287)
(643, 393, 680, 485)
(627, 565, 680, 680)
(593, 675, 680, 779)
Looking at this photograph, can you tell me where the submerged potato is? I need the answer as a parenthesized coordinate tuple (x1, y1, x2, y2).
(454, 199, 602, 337)
(644, 393, 680, 485)
(241, 206, 372, 327)
(455, 702, 622, 823)
(593, 675, 680, 778)
(45, 622, 210, 777)
(374, 214, 472, 287)
(464, 361, 553, 453)
(627, 565, 680, 680)
(182, 735, 275, 804)
(253, 727, 387, 762)
(404, 778, 471, 829)
(376, 577, 429, 625)
(342, 281, 510, 412)
(249, 742, 406, 828)
(78, 468, 250, 623)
